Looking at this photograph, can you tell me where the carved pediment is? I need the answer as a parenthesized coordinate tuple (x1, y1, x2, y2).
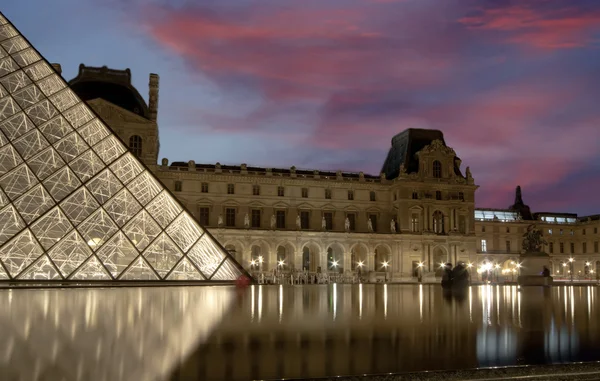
(87, 98, 152, 124)
(418, 139, 456, 156)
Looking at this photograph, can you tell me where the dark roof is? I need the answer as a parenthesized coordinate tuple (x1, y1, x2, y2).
(68, 64, 149, 119)
(168, 162, 382, 180)
(380, 128, 464, 180)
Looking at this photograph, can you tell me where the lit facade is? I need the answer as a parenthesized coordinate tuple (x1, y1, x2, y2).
(0, 13, 246, 282)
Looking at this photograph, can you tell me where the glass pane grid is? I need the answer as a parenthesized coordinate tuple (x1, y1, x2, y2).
(0, 13, 247, 282)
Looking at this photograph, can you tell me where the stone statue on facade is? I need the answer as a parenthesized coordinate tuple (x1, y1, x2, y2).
(270, 214, 276, 229)
(399, 163, 406, 175)
(217, 214, 223, 227)
(344, 217, 350, 232)
(390, 219, 396, 233)
(296, 215, 301, 229)
(322, 216, 327, 230)
(244, 213, 250, 228)
(367, 218, 373, 232)
(161, 158, 168, 167)
(522, 224, 547, 253)
(465, 166, 473, 183)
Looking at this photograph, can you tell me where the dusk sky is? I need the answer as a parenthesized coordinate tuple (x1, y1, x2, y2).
(3, 0, 600, 215)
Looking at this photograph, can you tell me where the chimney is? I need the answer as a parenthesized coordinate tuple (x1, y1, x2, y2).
(148, 73, 159, 122)
(51, 63, 62, 75)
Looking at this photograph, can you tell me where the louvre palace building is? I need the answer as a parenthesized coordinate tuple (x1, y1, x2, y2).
(62, 64, 600, 281)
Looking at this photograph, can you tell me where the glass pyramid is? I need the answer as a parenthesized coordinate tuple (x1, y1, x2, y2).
(0, 12, 250, 282)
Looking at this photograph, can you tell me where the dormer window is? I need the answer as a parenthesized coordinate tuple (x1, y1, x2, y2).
(433, 160, 442, 178)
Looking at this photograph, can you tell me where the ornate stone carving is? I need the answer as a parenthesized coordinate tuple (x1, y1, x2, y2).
(522, 224, 547, 253)
(161, 158, 168, 166)
(418, 139, 456, 156)
(244, 213, 250, 228)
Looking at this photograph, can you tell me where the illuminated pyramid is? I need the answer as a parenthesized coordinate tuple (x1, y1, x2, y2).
(0, 13, 249, 282)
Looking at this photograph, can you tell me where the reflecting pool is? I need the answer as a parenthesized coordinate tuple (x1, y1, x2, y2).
(1, 285, 599, 381)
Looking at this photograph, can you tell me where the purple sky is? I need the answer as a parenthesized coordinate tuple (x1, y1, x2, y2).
(4, 0, 600, 215)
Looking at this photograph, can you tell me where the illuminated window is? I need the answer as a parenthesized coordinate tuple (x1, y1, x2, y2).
(129, 135, 142, 157)
(411, 214, 419, 232)
(481, 239, 487, 252)
(433, 160, 442, 178)
(433, 211, 444, 234)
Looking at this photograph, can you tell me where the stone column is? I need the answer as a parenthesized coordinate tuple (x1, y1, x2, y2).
(295, 250, 303, 270)
(368, 252, 375, 272)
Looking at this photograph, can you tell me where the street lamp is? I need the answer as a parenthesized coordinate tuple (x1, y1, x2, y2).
(569, 258, 574, 282)
(417, 262, 424, 283)
(382, 261, 389, 282)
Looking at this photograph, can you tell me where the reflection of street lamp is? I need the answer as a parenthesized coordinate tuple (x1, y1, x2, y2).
(569, 258, 574, 282)
(586, 262, 591, 279)
(494, 264, 500, 283)
(516, 263, 521, 279)
(417, 262, 424, 283)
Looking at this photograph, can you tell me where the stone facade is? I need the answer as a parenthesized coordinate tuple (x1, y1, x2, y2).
(67, 66, 600, 281)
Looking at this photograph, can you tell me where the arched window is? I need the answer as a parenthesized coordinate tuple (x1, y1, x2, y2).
(432, 160, 442, 178)
(433, 211, 444, 234)
(129, 135, 142, 157)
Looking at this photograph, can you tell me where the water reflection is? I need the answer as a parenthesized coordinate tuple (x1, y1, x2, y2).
(174, 284, 600, 381)
(0, 287, 233, 381)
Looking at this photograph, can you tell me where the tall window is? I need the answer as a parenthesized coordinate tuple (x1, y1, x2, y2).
(432, 160, 442, 178)
(559, 242, 564, 253)
(277, 186, 284, 197)
(570, 242, 575, 253)
(301, 188, 308, 198)
(227, 184, 235, 194)
(251, 209, 261, 228)
(412, 192, 418, 199)
(549, 242, 554, 253)
(324, 212, 333, 230)
(595, 227, 598, 234)
(300, 211, 310, 229)
(199, 207, 209, 226)
(325, 189, 332, 199)
(225, 208, 236, 227)
(482, 225, 486, 232)
(433, 211, 444, 234)
(370, 191, 376, 202)
(348, 190, 354, 200)
(481, 239, 487, 252)
(411, 214, 419, 232)
(276, 210, 286, 229)
(201, 182, 209, 193)
(505, 240, 511, 252)
(595, 241, 599, 253)
(369, 214, 378, 232)
(435, 191, 442, 200)
(129, 135, 142, 157)
(458, 192, 464, 201)
(506, 227, 510, 233)
(252, 185, 260, 196)
(583, 229, 587, 235)
(459, 216, 466, 233)
(174, 181, 182, 192)
(347, 214, 356, 231)
(583, 242, 587, 254)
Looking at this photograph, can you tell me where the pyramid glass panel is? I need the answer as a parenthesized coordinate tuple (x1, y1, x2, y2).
(0, 12, 250, 282)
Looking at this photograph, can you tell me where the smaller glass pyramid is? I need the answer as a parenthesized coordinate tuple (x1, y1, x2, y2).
(0, 12, 250, 282)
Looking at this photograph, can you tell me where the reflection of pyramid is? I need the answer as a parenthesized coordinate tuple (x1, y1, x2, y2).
(0, 13, 249, 282)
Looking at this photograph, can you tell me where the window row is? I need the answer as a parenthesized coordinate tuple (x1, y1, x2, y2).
(410, 190, 464, 201)
(174, 181, 377, 201)
(480, 240, 600, 254)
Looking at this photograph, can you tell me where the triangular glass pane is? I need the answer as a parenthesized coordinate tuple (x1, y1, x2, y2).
(96, 231, 138, 277)
(69, 255, 111, 280)
(38, 115, 72, 143)
(62, 103, 94, 129)
(12, 128, 49, 159)
(48, 230, 92, 277)
(142, 232, 183, 278)
(13, 184, 54, 223)
(119, 256, 158, 280)
(0, 112, 34, 140)
(30, 207, 73, 250)
(43, 166, 81, 202)
(17, 254, 61, 280)
(165, 213, 203, 252)
(85, 168, 122, 205)
(103, 188, 141, 227)
(0, 163, 38, 199)
(27, 146, 65, 180)
(109, 153, 143, 186)
(186, 235, 226, 278)
(0, 204, 24, 245)
(146, 191, 182, 229)
(167, 257, 205, 281)
(78, 118, 109, 146)
(0, 229, 43, 276)
(78, 209, 118, 251)
(122, 210, 161, 251)
(93, 135, 126, 165)
(210, 259, 243, 281)
(59, 187, 99, 226)
(69, 149, 104, 182)
(126, 170, 162, 206)
(0, 143, 22, 175)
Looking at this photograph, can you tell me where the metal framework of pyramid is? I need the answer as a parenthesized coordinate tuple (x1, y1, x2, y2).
(0, 12, 250, 283)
